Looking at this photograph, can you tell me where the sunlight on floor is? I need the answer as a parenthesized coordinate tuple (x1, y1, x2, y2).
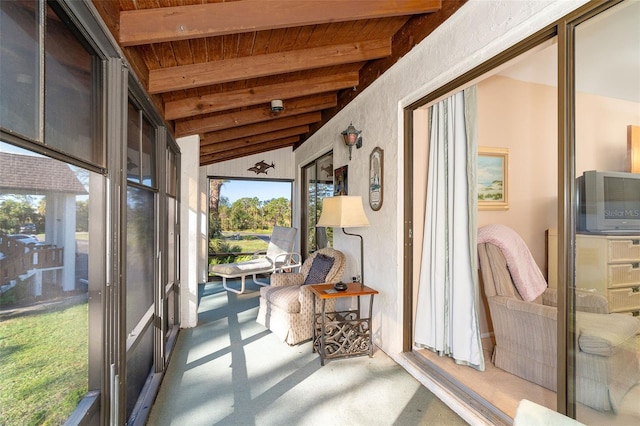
(147, 280, 466, 425)
(415, 342, 640, 426)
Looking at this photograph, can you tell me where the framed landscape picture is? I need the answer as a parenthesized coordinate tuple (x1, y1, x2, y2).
(477, 146, 509, 210)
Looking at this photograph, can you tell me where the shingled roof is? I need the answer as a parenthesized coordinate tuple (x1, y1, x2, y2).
(0, 152, 87, 194)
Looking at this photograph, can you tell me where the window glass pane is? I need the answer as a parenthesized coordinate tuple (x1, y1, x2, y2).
(140, 115, 155, 187)
(44, 4, 101, 165)
(302, 153, 333, 256)
(165, 196, 178, 336)
(127, 102, 141, 184)
(207, 179, 292, 269)
(303, 163, 317, 255)
(166, 147, 177, 197)
(316, 156, 334, 250)
(125, 186, 154, 333)
(167, 197, 176, 285)
(0, 0, 40, 140)
(574, 2, 640, 423)
(0, 141, 102, 424)
(126, 326, 153, 421)
(125, 185, 155, 422)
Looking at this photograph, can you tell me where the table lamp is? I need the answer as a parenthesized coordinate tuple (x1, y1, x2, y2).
(316, 195, 369, 287)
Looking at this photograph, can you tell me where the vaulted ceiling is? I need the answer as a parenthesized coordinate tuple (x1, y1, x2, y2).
(92, 0, 466, 166)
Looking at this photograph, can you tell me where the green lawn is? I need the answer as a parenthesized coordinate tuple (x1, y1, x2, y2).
(232, 237, 268, 253)
(0, 302, 88, 425)
(209, 233, 270, 267)
(219, 232, 269, 254)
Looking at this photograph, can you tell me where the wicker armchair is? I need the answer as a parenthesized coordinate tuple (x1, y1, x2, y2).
(256, 248, 346, 345)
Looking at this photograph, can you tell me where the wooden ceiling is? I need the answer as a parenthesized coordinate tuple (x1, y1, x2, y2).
(92, 0, 466, 166)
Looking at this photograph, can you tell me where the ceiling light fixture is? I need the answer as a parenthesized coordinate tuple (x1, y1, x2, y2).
(270, 100, 284, 112)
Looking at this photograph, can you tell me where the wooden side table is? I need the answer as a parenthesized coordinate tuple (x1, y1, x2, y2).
(308, 282, 379, 366)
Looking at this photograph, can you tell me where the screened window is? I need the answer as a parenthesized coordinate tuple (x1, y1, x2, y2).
(0, 0, 40, 140)
(0, 2, 106, 423)
(127, 100, 157, 188)
(0, 142, 104, 424)
(125, 187, 155, 333)
(44, 3, 103, 165)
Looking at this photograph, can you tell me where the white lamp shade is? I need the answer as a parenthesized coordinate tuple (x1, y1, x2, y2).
(317, 196, 370, 228)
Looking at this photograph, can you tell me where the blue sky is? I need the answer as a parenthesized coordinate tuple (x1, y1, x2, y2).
(477, 156, 504, 185)
(220, 180, 292, 203)
(1, 141, 43, 156)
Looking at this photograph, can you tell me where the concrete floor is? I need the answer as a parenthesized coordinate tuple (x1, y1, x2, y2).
(147, 280, 467, 426)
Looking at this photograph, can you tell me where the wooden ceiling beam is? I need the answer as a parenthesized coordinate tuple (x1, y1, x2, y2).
(165, 72, 359, 120)
(200, 125, 309, 154)
(202, 113, 321, 145)
(200, 137, 300, 165)
(175, 93, 336, 137)
(148, 39, 389, 94)
(303, 0, 466, 144)
(120, 1, 442, 46)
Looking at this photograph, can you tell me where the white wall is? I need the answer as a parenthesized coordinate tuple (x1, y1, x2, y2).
(203, 147, 295, 180)
(476, 76, 558, 271)
(178, 134, 201, 328)
(295, 0, 590, 355)
(476, 76, 639, 273)
(198, 168, 208, 285)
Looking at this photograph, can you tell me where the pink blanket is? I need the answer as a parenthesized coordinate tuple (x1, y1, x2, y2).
(478, 224, 547, 301)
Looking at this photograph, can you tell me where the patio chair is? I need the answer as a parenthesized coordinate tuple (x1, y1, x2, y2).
(210, 226, 300, 294)
(256, 247, 346, 345)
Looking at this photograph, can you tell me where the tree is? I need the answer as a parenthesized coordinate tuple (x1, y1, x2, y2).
(229, 197, 259, 230)
(262, 198, 291, 227)
(209, 179, 227, 238)
(218, 197, 231, 231)
(0, 198, 39, 233)
(209, 179, 227, 211)
(76, 199, 89, 232)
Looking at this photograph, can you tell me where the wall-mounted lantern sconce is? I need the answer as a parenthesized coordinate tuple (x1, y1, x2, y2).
(341, 122, 362, 160)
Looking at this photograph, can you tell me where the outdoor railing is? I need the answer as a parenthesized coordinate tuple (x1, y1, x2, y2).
(0, 234, 64, 286)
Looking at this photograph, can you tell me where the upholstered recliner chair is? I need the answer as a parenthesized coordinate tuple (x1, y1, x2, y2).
(256, 248, 346, 345)
(478, 224, 640, 413)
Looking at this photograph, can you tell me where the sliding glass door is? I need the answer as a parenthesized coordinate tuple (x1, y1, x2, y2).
(571, 2, 640, 422)
(301, 152, 333, 257)
(405, 0, 639, 423)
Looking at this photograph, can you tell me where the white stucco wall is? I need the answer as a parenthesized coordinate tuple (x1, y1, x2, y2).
(295, 0, 589, 355)
(178, 134, 201, 328)
(198, 168, 209, 285)
(204, 147, 295, 180)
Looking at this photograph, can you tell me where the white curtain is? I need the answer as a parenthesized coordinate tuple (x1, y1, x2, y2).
(414, 87, 484, 370)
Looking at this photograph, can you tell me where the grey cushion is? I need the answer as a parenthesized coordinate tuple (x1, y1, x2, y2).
(210, 258, 272, 276)
(577, 311, 640, 357)
(303, 254, 335, 285)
